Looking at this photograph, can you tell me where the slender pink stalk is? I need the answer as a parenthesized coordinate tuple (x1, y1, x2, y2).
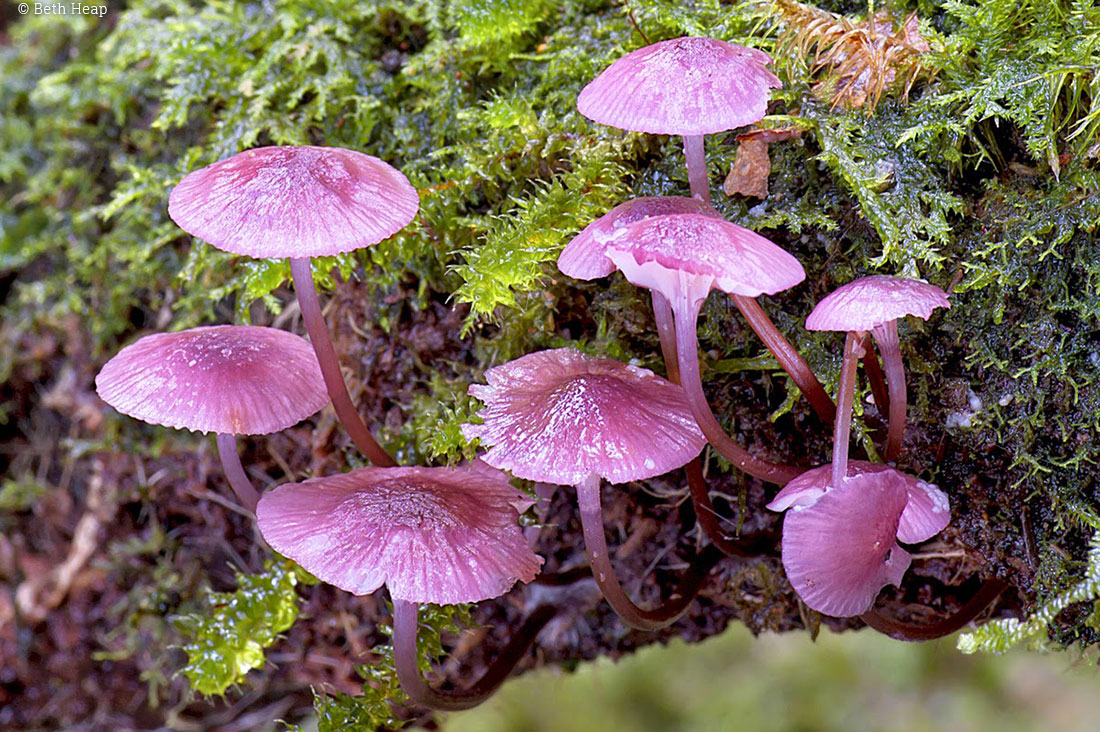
(214, 433, 260, 512)
(861, 579, 1009, 642)
(289, 258, 396, 467)
(652, 291, 680, 384)
(672, 297, 802, 485)
(683, 135, 710, 204)
(577, 474, 721, 630)
(872, 320, 906, 461)
(392, 597, 556, 710)
(730, 294, 835, 423)
(831, 331, 864, 489)
(861, 333, 890, 422)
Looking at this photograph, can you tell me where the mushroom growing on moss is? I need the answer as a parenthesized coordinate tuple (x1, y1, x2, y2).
(462, 347, 720, 631)
(95, 325, 328, 511)
(578, 37, 781, 204)
(256, 464, 546, 710)
(168, 145, 420, 467)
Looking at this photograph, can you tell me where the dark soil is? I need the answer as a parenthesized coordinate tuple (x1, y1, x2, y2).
(0, 272, 1025, 731)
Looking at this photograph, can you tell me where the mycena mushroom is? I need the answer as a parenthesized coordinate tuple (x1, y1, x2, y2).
(95, 325, 328, 511)
(256, 464, 547, 710)
(168, 146, 419, 467)
(806, 275, 950, 480)
(462, 348, 721, 631)
(578, 37, 781, 204)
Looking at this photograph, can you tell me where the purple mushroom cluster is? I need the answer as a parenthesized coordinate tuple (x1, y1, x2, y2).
(93, 35, 1003, 712)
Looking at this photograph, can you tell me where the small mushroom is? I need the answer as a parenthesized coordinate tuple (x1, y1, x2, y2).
(256, 464, 545, 710)
(806, 275, 950, 483)
(463, 348, 719, 631)
(578, 37, 781, 204)
(169, 146, 420, 467)
(95, 325, 328, 511)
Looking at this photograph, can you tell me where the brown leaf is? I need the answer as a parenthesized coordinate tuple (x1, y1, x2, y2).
(723, 139, 772, 199)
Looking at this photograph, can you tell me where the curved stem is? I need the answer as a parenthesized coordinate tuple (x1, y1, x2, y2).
(831, 331, 864, 489)
(685, 458, 774, 557)
(392, 597, 557, 711)
(215, 433, 259, 512)
(861, 579, 1009, 642)
(730, 295, 835, 423)
(683, 135, 710, 205)
(577, 474, 720, 630)
(871, 320, 905, 461)
(673, 297, 802, 485)
(652, 291, 680, 384)
(289, 258, 396, 467)
(861, 334, 890, 423)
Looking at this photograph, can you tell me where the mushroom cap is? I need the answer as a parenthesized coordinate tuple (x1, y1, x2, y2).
(95, 325, 328, 435)
(766, 460, 951, 544)
(577, 37, 781, 136)
(779, 469, 912, 617)
(256, 465, 543, 604)
(168, 145, 419, 259)
(604, 213, 805, 306)
(557, 196, 719, 280)
(805, 275, 950, 332)
(462, 348, 705, 485)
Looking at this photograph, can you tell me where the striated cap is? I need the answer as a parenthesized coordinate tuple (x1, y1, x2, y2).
(779, 469, 911, 617)
(168, 145, 419, 259)
(805, 275, 950, 333)
(577, 37, 781, 136)
(766, 460, 950, 544)
(95, 325, 328, 435)
(604, 213, 805, 307)
(462, 348, 705, 485)
(257, 465, 543, 604)
(558, 196, 719, 280)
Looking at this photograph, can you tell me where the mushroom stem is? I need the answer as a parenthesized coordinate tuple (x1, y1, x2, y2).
(685, 459, 773, 557)
(831, 331, 864, 489)
(683, 135, 710, 205)
(651, 291, 680, 384)
(289, 258, 397, 467)
(871, 320, 906, 461)
(861, 333, 890, 424)
(860, 579, 1009, 642)
(576, 474, 720, 630)
(392, 597, 557, 711)
(214, 433, 260, 512)
(729, 294, 836, 423)
(672, 297, 803, 485)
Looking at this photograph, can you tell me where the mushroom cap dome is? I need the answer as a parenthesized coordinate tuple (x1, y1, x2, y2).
(604, 213, 805, 306)
(577, 37, 781, 136)
(806, 275, 950, 332)
(557, 196, 719, 280)
(168, 145, 419, 259)
(257, 465, 542, 604)
(778, 469, 912, 617)
(462, 348, 705, 485)
(95, 325, 328, 435)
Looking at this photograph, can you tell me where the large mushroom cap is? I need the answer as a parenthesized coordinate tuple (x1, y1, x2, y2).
(577, 37, 781, 136)
(805, 275, 950, 332)
(257, 465, 542, 604)
(604, 213, 805, 305)
(767, 460, 950, 545)
(462, 348, 705, 485)
(95, 325, 328, 435)
(557, 196, 719, 280)
(779, 469, 912, 617)
(168, 145, 419, 259)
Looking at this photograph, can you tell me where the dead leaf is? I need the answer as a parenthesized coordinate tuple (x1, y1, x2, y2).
(724, 139, 772, 199)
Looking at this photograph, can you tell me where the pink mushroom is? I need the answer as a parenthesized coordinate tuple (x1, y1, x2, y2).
(169, 146, 420, 468)
(806, 275, 950, 483)
(601, 213, 822, 484)
(256, 464, 545, 710)
(95, 326, 328, 511)
(578, 37, 781, 204)
(462, 348, 717, 631)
